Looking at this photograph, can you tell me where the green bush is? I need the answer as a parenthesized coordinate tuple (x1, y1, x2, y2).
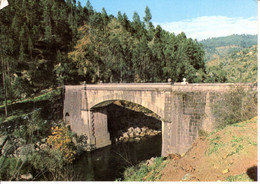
(0, 157, 19, 180)
(122, 157, 166, 181)
(226, 173, 254, 182)
(211, 87, 257, 128)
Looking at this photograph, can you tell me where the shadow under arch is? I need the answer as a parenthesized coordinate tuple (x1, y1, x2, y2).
(91, 99, 162, 120)
(90, 99, 163, 145)
(89, 93, 165, 121)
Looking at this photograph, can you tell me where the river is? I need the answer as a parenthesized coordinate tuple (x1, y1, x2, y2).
(73, 135, 162, 181)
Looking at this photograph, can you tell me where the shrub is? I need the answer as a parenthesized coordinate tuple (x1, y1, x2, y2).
(47, 125, 76, 164)
(211, 87, 257, 128)
(122, 157, 166, 181)
(0, 157, 21, 180)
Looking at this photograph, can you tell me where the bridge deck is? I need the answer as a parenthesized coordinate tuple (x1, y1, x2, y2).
(65, 83, 256, 92)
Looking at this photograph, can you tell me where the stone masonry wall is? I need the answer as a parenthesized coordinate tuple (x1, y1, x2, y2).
(64, 83, 256, 155)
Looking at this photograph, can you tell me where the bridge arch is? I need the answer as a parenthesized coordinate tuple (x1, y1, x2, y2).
(88, 93, 165, 120)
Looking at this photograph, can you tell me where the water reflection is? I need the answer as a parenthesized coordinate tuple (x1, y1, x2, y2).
(73, 135, 161, 181)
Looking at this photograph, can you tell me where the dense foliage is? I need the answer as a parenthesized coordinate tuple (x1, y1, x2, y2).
(0, 0, 206, 113)
(0, 109, 77, 181)
(47, 126, 76, 163)
(69, 9, 206, 83)
(210, 86, 257, 130)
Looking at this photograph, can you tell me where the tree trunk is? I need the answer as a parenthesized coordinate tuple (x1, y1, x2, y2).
(1, 55, 8, 116)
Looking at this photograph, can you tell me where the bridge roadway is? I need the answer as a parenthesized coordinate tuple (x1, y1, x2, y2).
(63, 82, 255, 156)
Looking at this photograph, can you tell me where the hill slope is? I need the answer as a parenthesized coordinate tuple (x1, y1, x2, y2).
(159, 117, 257, 182)
(205, 45, 257, 83)
(200, 34, 257, 61)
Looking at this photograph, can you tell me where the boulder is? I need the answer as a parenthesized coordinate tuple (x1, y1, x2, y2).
(134, 127, 141, 134)
(135, 132, 140, 136)
(35, 142, 41, 147)
(140, 132, 146, 137)
(146, 130, 152, 136)
(41, 138, 47, 143)
(20, 173, 33, 180)
(150, 132, 157, 136)
(129, 132, 134, 138)
(39, 143, 48, 151)
(146, 157, 155, 167)
(141, 127, 147, 133)
(72, 137, 77, 145)
(65, 124, 71, 130)
(123, 132, 129, 138)
(135, 137, 141, 142)
(127, 127, 134, 133)
(153, 130, 159, 135)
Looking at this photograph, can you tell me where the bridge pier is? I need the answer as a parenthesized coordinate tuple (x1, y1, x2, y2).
(161, 121, 170, 157)
(80, 108, 111, 150)
(91, 108, 111, 149)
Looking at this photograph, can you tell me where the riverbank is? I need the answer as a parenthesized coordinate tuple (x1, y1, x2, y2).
(0, 91, 164, 181)
(123, 117, 257, 182)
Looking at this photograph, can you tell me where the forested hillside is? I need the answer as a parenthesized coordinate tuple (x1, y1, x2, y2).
(200, 34, 257, 61)
(206, 45, 257, 83)
(1, 0, 257, 116)
(68, 11, 205, 84)
(0, 0, 206, 108)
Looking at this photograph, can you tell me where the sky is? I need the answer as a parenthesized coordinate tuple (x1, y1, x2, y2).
(79, 0, 258, 41)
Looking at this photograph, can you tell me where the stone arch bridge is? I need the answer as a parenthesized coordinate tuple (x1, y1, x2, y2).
(63, 83, 256, 156)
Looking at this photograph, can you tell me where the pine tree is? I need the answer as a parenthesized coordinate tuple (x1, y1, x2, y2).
(143, 6, 152, 29)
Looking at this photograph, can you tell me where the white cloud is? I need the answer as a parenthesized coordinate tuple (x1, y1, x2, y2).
(155, 16, 257, 41)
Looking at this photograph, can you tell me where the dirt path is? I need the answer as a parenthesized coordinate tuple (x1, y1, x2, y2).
(159, 117, 257, 182)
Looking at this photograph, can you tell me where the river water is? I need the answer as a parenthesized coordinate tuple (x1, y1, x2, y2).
(73, 135, 162, 181)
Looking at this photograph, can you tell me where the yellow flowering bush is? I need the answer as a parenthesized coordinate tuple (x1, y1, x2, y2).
(47, 126, 76, 163)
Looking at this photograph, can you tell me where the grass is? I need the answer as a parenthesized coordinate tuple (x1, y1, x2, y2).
(226, 144, 244, 157)
(122, 157, 168, 181)
(0, 89, 61, 109)
(231, 123, 246, 128)
(0, 88, 62, 122)
(206, 135, 244, 156)
(231, 136, 243, 143)
(205, 117, 257, 162)
(207, 141, 225, 156)
(225, 173, 254, 182)
(247, 138, 257, 146)
(231, 117, 257, 127)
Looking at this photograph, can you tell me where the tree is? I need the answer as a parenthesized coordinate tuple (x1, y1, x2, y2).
(133, 11, 141, 25)
(132, 11, 144, 37)
(117, 11, 123, 22)
(86, 0, 93, 11)
(143, 6, 152, 29)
